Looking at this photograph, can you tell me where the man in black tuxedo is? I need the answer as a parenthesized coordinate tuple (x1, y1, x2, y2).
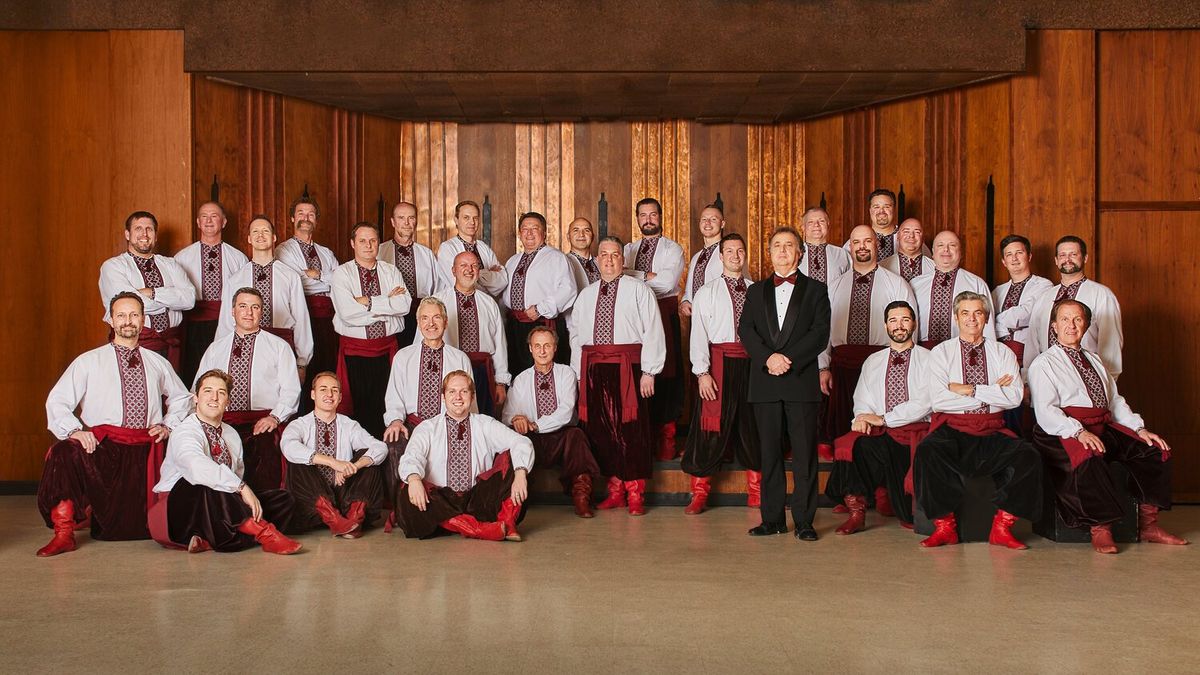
(739, 227, 832, 540)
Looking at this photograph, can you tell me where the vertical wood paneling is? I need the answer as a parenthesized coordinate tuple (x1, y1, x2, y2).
(413, 122, 431, 248)
(877, 98, 927, 227)
(573, 122, 632, 243)
(631, 121, 691, 256)
(560, 124, 575, 250)
(841, 109, 877, 232)
(746, 125, 804, 279)
(803, 115, 846, 239)
(964, 79, 1012, 277)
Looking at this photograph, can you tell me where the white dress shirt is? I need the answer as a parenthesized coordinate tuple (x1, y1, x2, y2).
(690, 274, 750, 374)
(880, 253, 935, 280)
(501, 363, 579, 433)
(623, 236, 686, 299)
(379, 239, 443, 299)
(501, 245, 578, 319)
(568, 276, 667, 377)
(682, 243, 725, 304)
(799, 243, 853, 288)
(991, 274, 1055, 368)
(216, 260, 314, 366)
(1027, 279, 1124, 379)
(437, 237, 509, 297)
(383, 342, 476, 425)
(154, 414, 244, 493)
(173, 241, 249, 301)
(194, 330, 300, 422)
(433, 287, 511, 385)
(398, 413, 535, 487)
(852, 345, 933, 427)
(910, 267, 998, 342)
(281, 412, 388, 466)
(99, 253, 196, 327)
(926, 339, 1023, 414)
(1028, 344, 1143, 439)
(274, 237, 339, 296)
(46, 344, 192, 439)
(820, 265, 917, 368)
(330, 260, 412, 338)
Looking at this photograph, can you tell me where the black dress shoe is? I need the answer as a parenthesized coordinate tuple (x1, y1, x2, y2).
(748, 522, 789, 536)
(795, 526, 818, 541)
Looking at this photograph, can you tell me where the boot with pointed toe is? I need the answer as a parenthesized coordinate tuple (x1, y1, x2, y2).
(596, 476, 626, 510)
(36, 500, 78, 557)
(835, 495, 867, 535)
(625, 480, 647, 516)
(238, 518, 303, 555)
(441, 514, 506, 541)
(571, 474, 594, 518)
(1090, 523, 1118, 554)
(314, 496, 359, 537)
(920, 514, 959, 548)
(497, 498, 523, 541)
(988, 509, 1029, 550)
(684, 476, 711, 515)
(1138, 504, 1189, 545)
(874, 486, 895, 517)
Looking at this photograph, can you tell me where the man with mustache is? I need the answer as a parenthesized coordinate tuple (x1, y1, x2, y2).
(1027, 235, 1124, 379)
(565, 217, 601, 288)
(436, 200, 509, 298)
(679, 204, 728, 318)
(826, 301, 931, 534)
(881, 218, 934, 282)
(379, 201, 444, 348)
(910, 230, 996, 349)
(174, 201, 249, 384)
(502, 211, 577, 374)
(435, 251, 511, 416)
(797, 207, 851, 288)
(623, 197, 687, 460)
(99, 210, 196, 370)
(38, 292, 192, 556)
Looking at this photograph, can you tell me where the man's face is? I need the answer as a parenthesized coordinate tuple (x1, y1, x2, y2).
(849, 226, 878, 264)
(452, 252, 481, 290)
(1056, 242, 1086, 276)
(292, 204, 317, 233)
(392, 204, 417, 241)
(1052, 304, 1088, 347)
(636, 203, 662, 236)
(417, 304, 447, 341)
(869, 195, 895, 229)
(233, 293, 263, 332)
(529, 331, 557, 367)
(126, 217, 157, 255)
(196, 203, 227, 240)
(885, 309, 915, 345)
(456, 205, 480, 238)
(568, 219, 594, 252)
(955, 300, 988, 339)
(111, 298, 144, 337)
(769, 231, 800, 271)
(519, 217, 546, 252)
(897, 219, 923, 256)
(194, 376, 230, 420)
(1001, 242, 1030, 277)
(720, 239, 746, 276)
(597, 241, 624, 278)
(931, 231, 961, 271)
(698, 208, 724, 240)
(351, 227, 379, 262)
(802, 210, 830, 243)
(247, 219, 276, 252)
(311, 375, 342, 414)
(443, 375, 474, 418)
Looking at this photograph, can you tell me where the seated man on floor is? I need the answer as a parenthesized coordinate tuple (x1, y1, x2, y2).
(396, 371, 534, 542)
(37, 291, 192, 557)
(827, 300, 931, 534)
(282, 371, 388, 539)
(912, 291, 1043, 549)
(1029, 299, 1186, 554)
(150, 369, 301, 555)
(502, 326, 600, 518)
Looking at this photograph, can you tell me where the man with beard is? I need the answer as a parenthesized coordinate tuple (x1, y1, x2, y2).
(435, 251, 510, 416)
(881, 218, 934, 282)
(826, 301, 931, 534)
(149, 369, 302, 555)
(99, 211, 196, 370)
(217, 215, 313, 373)
(912, 291, 1042, 549)
(275, 196, 340, 405)
(1027, 236, 1124, 379)
(195, 287, 300, 493)
(565, 217, 601, 288)
(843, 189, 928, 260)
(991, 234, 1053, 370)
(37, 292, 192, 556)
(623, 197, 687, 460)
(818, 225, 917, 459)
(436, 200, 509, 297)
(502, 211, 577, 373)
(910, 230, 996, 349)
(330, 223, 411, 438)
(1029, 299, 1186, 553)
(797, 207, 852, 288)
(679, 204, 727, 318)
(174, 201, 248, 383)
(570, 236, 665, 516)
(379, 201, 443, 348)
(397, 371, 534, 542)
(681, 233, 761, 515)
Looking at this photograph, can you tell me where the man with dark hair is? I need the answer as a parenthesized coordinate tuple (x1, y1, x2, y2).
(1027, 235, 1123, 378)
(1029, 299, 1186, 553)
(330, 222, 411, 438)
(502, 211, 577, 374)
(37, 292, 192, 556)
(881, 218, 934, 282)
(174, 201, 249, 384)
(379, 201, 443, 348)
(910, 230, 996, 348)
(844, 188, 903, 259)
(826, 300, 931, 534)
(681, 232, 761, 515)
(991, 234, 1053, 370)
(624, 197, 687, 460)
(436, 200, 508, 297)
(99, 210, 196, 370)
(435, 251, 510, 416)
(680, 204, 726, 317)
(798, 207, 852, 287)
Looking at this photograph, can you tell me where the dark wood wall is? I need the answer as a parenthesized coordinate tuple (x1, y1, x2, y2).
(6, 29, 1200, 498)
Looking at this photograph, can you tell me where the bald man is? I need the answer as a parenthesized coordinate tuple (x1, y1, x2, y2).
(565, 217, 601, 289)
(679, 204, 727, 317)
(434, 251, 510, 417)
(910, 230, 996, 349)
(379, 201, 444, 349)
(881, 218, 934, 282)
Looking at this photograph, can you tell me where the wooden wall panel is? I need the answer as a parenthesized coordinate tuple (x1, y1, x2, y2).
(840, 109, 877, 233)
(631, 121, 691, 250)
(746, 125, 804, 279)
(398, 122, 460, 252)
(572, 122, 633, 244)
(689, 124, 748, 254)
(511, 123, 576, 253)
(281, 98, 338, 252)
(801, 115, 845, 240)
(361, 114, 402, 236)
(876, 97, 927, 226)
(457, 124, 514, 258)
(963, 79, 1013, 280)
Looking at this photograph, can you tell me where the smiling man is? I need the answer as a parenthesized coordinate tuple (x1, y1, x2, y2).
(680, 204, 728, 317)
(502, 211, 577, 374)
(881, 218, 934, 282)
(434, 251, 510, 417)
(797, 207, 852, 287)
(910, 230, 996, 349)
(379, 201, 444, 348)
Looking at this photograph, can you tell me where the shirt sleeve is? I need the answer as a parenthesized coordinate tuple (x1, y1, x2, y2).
(535, 254, 578, 318)
(170, 430, 244, 493)
(270, 343, 301, 423)
(155, 260, 198, 311)
(1028, 358, 1084, 439)
(346, 418, 388, 466)
(280, 418, 314, 465)
(689, 289, 713, 375)
(330, 267, 377, 327)
(287, 271, 315, 366)
(160, 367, 195, 429)
(45, 356, 88, 440)
(644, 246, 685, 297)
(638, 285, 667, 375)
(398, 422, 434, 481)
(482, 416, 535, 472)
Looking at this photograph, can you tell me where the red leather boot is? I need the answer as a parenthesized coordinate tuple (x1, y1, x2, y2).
(684, 476, 711, 515)
(988, 509, 1029, 550)
(657, 423, 678, 461)
(238, 518, 304, 555)
(187, 535, 212, 553)
(1090, 523, 1118, 554)
(441, 514, 507, 541)
(745, 470, 762, 508)
(571, 474, 594, 518)
(37, 500, 78, 557)
(497, 498, 523, 542)
(342, 501, 367, 539)
(835, 494, 867, 535)
(920, 514, 960, 548)
(625, 480, 647, 516)
(874, 486, 895, 517)
(315, 495, 360, 537)
(1139, 504, 1189, 545)
(596, 476, 626, 510)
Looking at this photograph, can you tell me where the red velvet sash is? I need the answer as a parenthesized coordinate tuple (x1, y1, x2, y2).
(336, 335, 399, 415)
(466, 351, 497, 395)
(1000, 338, 1025, 364)
(701, 342, 748, 432)
(507, 309, 556, 327)
(580, 343, 642, 424)
(833, 422, 930, 494)
(918, 339, 941, 351)
(187, 300, 222, 322)
(264, 326, 296, 352)
(89, 424, 164, 508)
(831, 344, 886, 370)
(929, 411, 1015, 438)
(1059, 406, 1144, 469)
(306, 294, 335, 319)
(658, 296, 680, 378)
(137, 325, 183, 369)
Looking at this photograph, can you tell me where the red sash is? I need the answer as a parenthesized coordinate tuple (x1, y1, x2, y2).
(306, 294, 335, 320)
(918, 339, 941, 351)
(1000, 338, 1025, 364)
(507, 309, 556, 327)
(833, 422, 930, 494)
(700, 342, 748, 433)
(89, 424, 164, 508)
(580, 343, 642, 424)
(405, 414, 424, 428)
(187, 300, 222, 322)
(466, 351, 497, 395)
(929, 411, 1015, 438)
(1059, 406, 1145, 469)
(658, 296, 680, 378)
(831, 344, 886, 371)
(136, 325, 183, 370)
(264, 326, 296, 353)
(336, 335, 399, 415)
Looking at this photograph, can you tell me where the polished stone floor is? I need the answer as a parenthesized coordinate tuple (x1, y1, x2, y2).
(1, 496, 1197, 674)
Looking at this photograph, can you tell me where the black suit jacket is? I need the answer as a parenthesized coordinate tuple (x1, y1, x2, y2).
(738, 272, 831, 403)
